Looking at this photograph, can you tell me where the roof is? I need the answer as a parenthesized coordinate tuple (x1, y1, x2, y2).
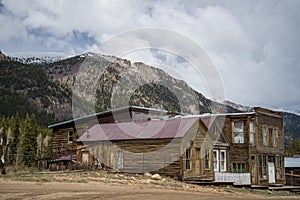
(48, 106, 173, 129)
(182, 112, 256, 119)
(77, 117, 200, 142)
(285, 157, 300, 168)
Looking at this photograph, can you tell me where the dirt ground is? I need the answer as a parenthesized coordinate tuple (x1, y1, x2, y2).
(0, 180, 298, 200)
(0, 172, 299, 200)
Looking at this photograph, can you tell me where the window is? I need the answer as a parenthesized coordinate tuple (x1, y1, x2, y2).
(213, 150, 219, 172)
(269, 128, 273, 146)
(233, 122, 244, 143)
(196, 148, 201, 160)
(249, 122, 255, 145)
(263, 126, 268, 146)
(68, 130, 74, 143)
(232, 163, 246, 173)
(213, 150, 227, 172)
(186, 149, 191, 170)
(205, 149, 210, 169)
(220, 150, 226, 172)
(273, 128, 278, 147)
(275, 156, 283, 179)
(259, 155, 267, 179)
(117, 150, 123, 169)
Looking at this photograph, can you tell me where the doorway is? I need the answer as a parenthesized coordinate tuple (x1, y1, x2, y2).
(268, 162, 276, 184)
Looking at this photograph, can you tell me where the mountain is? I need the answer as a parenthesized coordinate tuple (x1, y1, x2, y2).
(0, 51, 299, 148)
(11, 52, 68, 65)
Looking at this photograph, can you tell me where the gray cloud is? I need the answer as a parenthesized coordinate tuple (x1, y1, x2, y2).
(0, 0, 299, 112)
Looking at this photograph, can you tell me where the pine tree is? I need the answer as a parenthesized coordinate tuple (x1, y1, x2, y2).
(287, 139, 300, 156)
(8, 113, 20, 166)
(22, 113, 38, 168)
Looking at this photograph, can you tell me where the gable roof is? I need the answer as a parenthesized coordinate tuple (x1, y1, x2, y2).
(77, 117, 200, 142)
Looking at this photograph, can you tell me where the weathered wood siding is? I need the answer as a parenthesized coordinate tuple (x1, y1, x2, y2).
(52, 124, 88, 159)
(223, 115, 251, 173)
(77, 138, 182, 178)
(181, 121, 214, 181)
(256, 111, 284, 154)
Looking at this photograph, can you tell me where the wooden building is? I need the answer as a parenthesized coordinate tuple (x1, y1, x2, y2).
(285, 156, 300, 186)
(49, 106, 285, 186)
(200, 107, 285, 186)
(76, 116, 217, 181)
(48, 106, 178, 160)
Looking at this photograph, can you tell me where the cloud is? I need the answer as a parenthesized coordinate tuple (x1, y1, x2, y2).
(0, 0, 299, 111)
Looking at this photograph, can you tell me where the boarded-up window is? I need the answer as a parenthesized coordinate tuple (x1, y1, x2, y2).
(273, 128, 278, 147)
(269, 128, 273, 146)
(68, 130, 73, 143)
(259, 155, 267, 179)
(186, 149, 191, 170)
(263, 126, 268, 146)
(117, 150, 123, 169)
(234, 122, 244, 143)
(249, 122, 255, 145)
(205, 149, 210, 169)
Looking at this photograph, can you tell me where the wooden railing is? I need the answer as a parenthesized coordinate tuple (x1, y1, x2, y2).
(214, 172, 251, 185)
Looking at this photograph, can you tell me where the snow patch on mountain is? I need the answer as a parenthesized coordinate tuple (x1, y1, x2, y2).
(10, 52, 70, 64)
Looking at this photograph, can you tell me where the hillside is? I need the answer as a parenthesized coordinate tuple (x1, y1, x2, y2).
(0, 51, 299, 148)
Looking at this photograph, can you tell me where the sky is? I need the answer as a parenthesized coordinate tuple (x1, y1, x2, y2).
(0, 0, 299, 113)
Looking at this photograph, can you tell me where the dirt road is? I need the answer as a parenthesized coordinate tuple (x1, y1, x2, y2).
(0, 180, 298, 200)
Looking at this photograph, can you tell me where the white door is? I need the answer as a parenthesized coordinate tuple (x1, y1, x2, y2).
(268, 162, 275, 184)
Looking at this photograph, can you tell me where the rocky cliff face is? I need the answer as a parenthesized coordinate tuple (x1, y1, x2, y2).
(44, 52, 227, 118)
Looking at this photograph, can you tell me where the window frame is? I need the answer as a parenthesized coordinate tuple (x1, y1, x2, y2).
(233, 121, 244, 144)
(213, 150, 219, 172)
(275, 156, 283, 179)
(249, 122, 255, 145)
(220, 150, 226, 172)
(263, 126, 268, 146)
(185, 148, 192, 170)
(273, 128, 278, 147)
(232, 163, 246, 173)
(68, 130, 74, 144)
(259, 155, 268, 179)
(205, 149, 210, 170)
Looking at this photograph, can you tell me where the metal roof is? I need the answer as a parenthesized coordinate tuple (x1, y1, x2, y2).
(48, 106, 171, 128)
(77, 116, 200, 142)
(285, 157, 300, 168)
(182, 112, 256, 118)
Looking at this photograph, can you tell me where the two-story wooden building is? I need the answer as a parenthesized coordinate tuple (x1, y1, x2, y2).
(200, 107, 285, 185)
